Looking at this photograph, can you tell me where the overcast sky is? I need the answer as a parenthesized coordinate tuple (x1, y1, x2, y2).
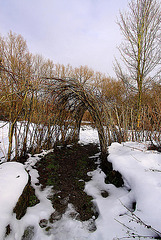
(0, 0, 130, 77)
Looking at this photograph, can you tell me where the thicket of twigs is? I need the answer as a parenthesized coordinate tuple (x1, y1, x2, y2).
(0, 32, 160, 161)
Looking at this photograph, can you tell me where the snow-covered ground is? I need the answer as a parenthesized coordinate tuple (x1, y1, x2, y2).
(0, 123, 161, 239)
(0, 121, 10, 161)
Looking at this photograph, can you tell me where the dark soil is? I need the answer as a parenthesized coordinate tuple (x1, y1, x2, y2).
(35, 143, 100, 222)
(148, 143, 161, 152)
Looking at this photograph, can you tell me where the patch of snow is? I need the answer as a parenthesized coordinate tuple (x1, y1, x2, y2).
(0, 121, 10, 161)
(108, 142, 161, 238)
(79, 125, 99, 145)
(0, 162, 28, 239)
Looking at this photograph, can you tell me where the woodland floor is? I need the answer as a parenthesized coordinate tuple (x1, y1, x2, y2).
(35, 143, 101, 227)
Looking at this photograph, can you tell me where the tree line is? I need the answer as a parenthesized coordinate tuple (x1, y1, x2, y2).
(0, 0, 161, 162)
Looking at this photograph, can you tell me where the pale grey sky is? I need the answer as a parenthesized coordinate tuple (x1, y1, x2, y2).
(0, 0, 129, 77)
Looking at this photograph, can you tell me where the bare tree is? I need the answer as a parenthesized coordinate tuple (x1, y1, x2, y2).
(115, 0, 161, 128)
(0, 32, 33, 160)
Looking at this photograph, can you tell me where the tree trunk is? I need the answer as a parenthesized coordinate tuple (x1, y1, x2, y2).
(137, 81, 142, 129)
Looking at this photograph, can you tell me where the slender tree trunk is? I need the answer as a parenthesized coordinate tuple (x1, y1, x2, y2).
(73, 110, 85, 142)
(137, 81, 142, 129)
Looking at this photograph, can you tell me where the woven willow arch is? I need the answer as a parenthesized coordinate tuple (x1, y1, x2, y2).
(45, 77, 110, 168)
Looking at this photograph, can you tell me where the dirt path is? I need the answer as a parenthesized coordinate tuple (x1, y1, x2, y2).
(35, 143, 100, 222)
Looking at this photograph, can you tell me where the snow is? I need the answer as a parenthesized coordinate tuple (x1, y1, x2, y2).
(0, 121, 9, 161)
(79, 125, 99, 145)
(108, 142, 161, 236)
(0, 123, 161, 239)
(0, 162, 28, 239)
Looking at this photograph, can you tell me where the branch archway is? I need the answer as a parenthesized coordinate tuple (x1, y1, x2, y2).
(45, 77, 111, 171)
